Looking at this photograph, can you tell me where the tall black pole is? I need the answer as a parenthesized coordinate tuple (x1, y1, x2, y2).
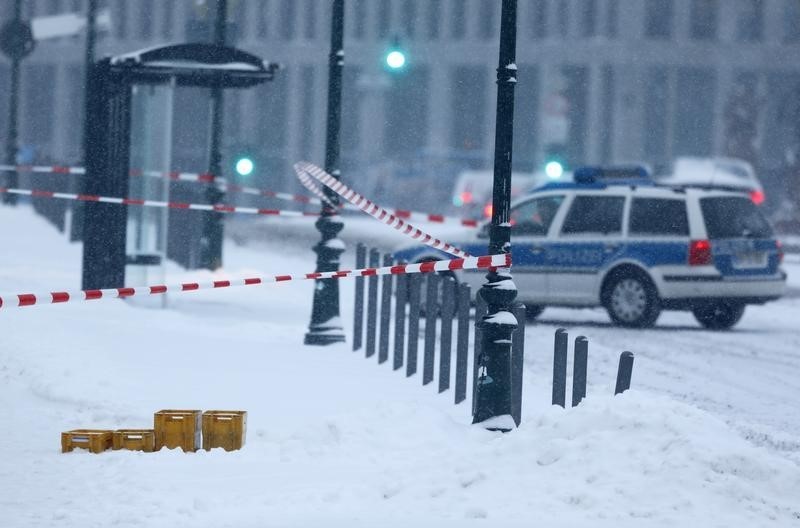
(2, 0, 24, 205)
(304, 0, 346, 345)
(200, 0, 227, 270)
(472, 0, 519, 430)
(70, 0, 97, 240)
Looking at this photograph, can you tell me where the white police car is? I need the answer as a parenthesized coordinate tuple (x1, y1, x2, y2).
(395, 166, 786, 329)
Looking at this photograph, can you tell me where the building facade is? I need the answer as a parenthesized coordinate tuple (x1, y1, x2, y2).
(2, 0, 800, 209)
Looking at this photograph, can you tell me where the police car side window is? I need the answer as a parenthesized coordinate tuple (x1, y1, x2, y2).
(510, 195, 564, 236)
(629, 198, 689, 236)
(561, 196, 625, 236)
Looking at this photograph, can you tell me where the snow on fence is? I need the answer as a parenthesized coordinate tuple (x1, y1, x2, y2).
(352, 243, 526, 426)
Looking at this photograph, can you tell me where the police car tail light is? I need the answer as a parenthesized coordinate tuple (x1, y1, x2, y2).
(776, 240, 784, 264)
(483, 203, 493, 218)
(749, 190, 765, 205)
(689, 239, 713, 266)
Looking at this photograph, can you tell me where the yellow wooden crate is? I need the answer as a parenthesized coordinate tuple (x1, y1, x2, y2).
(112, 429, 155, 452)
(202, 410, 247, 451)
(61, 429, 113, 454)
(154, 410, 202, 452)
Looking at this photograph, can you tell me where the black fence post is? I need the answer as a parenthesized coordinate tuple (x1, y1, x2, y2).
(511, 303, 525, 426)
(406, 273, 422, 377)
(615, 351, 634, 395)
(393, 271, 407, 370)
(423, 273, 439, 385)
(552, 328, 568, 407)
(378, 253, 393, 364)
(352, 243, 366, 351)
(365, 248, 380, 358)
(455, 283, 471, 404)
(438, 277, 456, 393)
(472, 293, 488, 414)
(572, 336, 588, 407)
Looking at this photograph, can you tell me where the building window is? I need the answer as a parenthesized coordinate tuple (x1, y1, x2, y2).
(737, 0, 764, 42)
(426, 0, 441, 39)
(606, 0, 618, 37)
(450, 0, 466, 40)
(690, 0, 718, 40)
(529, 0, 548, 40)
(378, 0, 391, 38)
(479, 0, 497, 40)
(304, 0, 317, 40)
(233, 2, 248, 42)
(45, 0, 61, 16)
(450, 67, 488, 162)
(138, 0, 153, 40)
(644, 0, 673, 39)
(257, 0, 269, 38)
(785, 0, 800, 42)
(352, 0, 366, 39)
(580, 0, 597, 37)
(115, 0, 127, 39)
(402, 0, 416, 38)
(161, 2, 174, 39)
(280, 0, 296, 41)
(557, 0, 569, 37)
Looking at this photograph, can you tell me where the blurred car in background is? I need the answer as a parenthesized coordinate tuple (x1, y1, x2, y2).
(655, 157, 766, 205)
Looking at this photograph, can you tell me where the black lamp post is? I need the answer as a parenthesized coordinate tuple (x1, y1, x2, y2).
(199, 0, 228, 270)
(305, 0, 346, 345)
(472, 0, 519, 430)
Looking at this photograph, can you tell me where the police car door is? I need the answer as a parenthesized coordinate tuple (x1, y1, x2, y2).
(508, 194, 566, 302)
(548, 193, 627, 304)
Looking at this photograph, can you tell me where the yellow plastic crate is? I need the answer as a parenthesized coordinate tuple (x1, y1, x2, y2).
(154, 410, 202, 452)
(61, 429, 113, 454)
(202, 410, 247, 451)
(112, 429, 155, 452)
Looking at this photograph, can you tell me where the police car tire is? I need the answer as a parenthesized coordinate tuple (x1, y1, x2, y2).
(692, 302, 746, 330)
(603, 271, 661, 328)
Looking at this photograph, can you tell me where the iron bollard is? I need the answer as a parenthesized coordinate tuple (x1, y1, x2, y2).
(614, 351, 634, 395)
(552, 328, 568, 407)
(572, 336, 588, 407)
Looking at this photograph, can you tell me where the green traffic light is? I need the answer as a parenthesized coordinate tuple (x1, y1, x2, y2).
(545, 160, 564, 179)
(235, 157, 254, 177)
(385, 49, 406, 69)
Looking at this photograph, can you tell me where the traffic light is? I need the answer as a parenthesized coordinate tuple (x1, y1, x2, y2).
(384, 37, 407, 72)
(543, 144, 568, 180)
(234, 155, 254, 177)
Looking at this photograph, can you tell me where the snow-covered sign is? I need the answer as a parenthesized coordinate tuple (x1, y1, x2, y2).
(30, 9, 111, 41)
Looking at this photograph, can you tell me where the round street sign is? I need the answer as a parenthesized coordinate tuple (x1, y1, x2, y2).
(0, 20, 36, 60)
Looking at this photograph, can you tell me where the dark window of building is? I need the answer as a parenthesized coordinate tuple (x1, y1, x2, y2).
(529, 0, 548, 39)
(606, 0, 618, 37)
(161, 1, 174, 39)
(630, 199, 689, 236)
(785, 0, 800, 42)
(513, 65, 539, 171)
(299, 66, 316, 156)
(65, 65, 83, 160)
(402, 0, 417, 37)
(115, 0, 127, 39)
(341, 67, 362, 161)
(72, 0, 83, 12)
(304, 0, 317, 40)
(557, 0, 569, 36)
(0, 65, 8, 141)
(378, 0, 391, 38)
(644, 0, 673, 39)
(426, 0, 442, 39)
(224, 92, 243, 143)
(450, 66, 488, 165)
(384, 67, 429, 158)
(280, 0, 296, 40)
(479, 0, 497, 40)
(46, 0, 61, 15)
(580, 0, 597, 37)
(737, 0, 764, 42)
(690, 0, 718, 40)
(352, 0, 367, 39)
(138, 0, 153, 40)
(644, 68, 669, 163)
(257, 0, 269, 38)
(562, 65, 589, 166)
(451, 0, 466, 39)
(674, 67, 716, 157)
(600, 65, 615, 163)
(256, 69, 289, 188)
(233, 2, 248, 42)
(23, 65, 57, 148)
(561, 196, 625, 235)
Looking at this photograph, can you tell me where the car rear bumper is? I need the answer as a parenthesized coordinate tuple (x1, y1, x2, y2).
(658, 270, 786, 303)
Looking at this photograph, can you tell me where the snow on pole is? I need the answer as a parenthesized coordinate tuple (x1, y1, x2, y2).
(0, 254, 510, 310)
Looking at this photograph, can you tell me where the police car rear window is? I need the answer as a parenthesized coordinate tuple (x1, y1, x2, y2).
(629, 198, 689, 236)
(700, 197, 772, 239)
(561, 196, 625, 235)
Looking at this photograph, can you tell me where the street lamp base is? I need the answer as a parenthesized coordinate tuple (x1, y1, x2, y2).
(304, 330, 346, 346)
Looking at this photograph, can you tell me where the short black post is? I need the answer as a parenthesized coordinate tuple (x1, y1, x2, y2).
(472, 293, 488, 414)
(614, 351, 634, 395)
(438, 277, 456, 393)
(378, 253, 393, 364)
(572, 336, 588, 407)
(552, 328, 568, 407)
(393, 271, 407, 370)
(406, 273, 422, 377)
(304, 0, 347, 345)
(454, 283, 471, 404)
(423, 273, 439, 385)
(365, 248, 380, 357)
(511, 303, 525, 426)
(352, 243, 366, 351)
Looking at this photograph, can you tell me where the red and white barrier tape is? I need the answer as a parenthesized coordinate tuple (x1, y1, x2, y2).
(0, 186, 317, 218)
(2, 163, 481, 227)
(0, 254, 509, 310)
(294, 162, 471, 258)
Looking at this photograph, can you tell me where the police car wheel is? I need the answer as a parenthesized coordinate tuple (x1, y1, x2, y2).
(605, 274, 660, 328)
(692, 302, 745, 330)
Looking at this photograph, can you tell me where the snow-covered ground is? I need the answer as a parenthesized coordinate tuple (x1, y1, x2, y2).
(1, 205, 799, 527)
